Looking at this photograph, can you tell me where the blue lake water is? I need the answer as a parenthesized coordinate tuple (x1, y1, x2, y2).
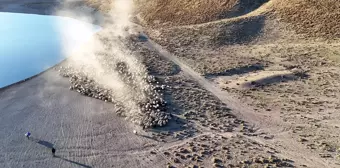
(0, 12, 101, 88)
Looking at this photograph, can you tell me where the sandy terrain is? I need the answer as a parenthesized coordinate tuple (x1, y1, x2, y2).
(136, 0, 340, 167)
(141, 30, 337, 168)
(2, 0, 340, 168)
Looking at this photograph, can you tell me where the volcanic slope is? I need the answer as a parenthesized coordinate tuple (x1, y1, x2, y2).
(140, 0, 340, 167)
(82, 0, 340, 167)
(1, 0, 338, 167)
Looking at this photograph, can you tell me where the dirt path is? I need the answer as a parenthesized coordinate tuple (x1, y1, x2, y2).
(141, 32, 338, 168)
(142, 32, 281, 131)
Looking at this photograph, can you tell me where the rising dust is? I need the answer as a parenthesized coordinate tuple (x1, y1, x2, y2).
(54, 0, 170, 128)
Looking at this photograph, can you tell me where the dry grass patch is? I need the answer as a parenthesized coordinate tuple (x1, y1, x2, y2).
(270, 0, 340, 39)
(136, 0, 269, 27)
(85, 0, 269, 27)
(136, 0, 239, 26)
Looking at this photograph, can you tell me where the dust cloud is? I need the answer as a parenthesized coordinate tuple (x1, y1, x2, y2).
(54, 0, 159, 126)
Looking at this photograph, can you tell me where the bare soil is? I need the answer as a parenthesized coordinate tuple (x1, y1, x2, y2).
(2, 0, 340, 167)
(136, 0, 340, 167)
(135, 0, 270, 27)
(82, 0, 340, 167)
(269, 0, 340, 39)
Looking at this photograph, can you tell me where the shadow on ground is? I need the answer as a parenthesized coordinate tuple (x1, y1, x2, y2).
(205, 63, 265, 77)
(29, 137, 54, 149)
(219, 0, 269, 19)
(37, 140, 54, 148)
(214, 15, 265, 46)
(247, 71, 310, 88)
(55, 156, 92, 168)
(29, 137, 91, 167)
